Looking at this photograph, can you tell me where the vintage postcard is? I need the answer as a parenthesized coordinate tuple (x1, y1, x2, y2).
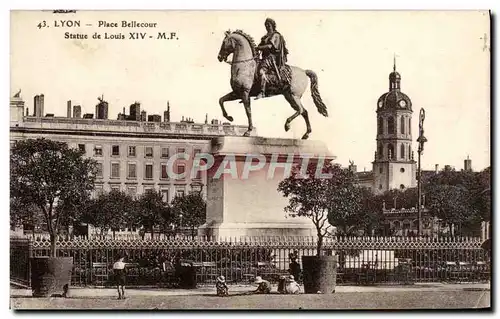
(9, 10, 490, 310)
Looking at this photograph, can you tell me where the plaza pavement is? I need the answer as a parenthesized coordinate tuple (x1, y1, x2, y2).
(10, 283, 491, 310)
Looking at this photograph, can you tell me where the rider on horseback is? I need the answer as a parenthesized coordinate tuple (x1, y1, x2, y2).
(255, 18, 289, 99)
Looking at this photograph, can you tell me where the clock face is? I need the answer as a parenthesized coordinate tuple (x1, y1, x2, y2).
(378, 101, 383, 108)
(399, 100, 407, 107)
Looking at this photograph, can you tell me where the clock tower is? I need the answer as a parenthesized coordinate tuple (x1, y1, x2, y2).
(372, 59, 417, 194)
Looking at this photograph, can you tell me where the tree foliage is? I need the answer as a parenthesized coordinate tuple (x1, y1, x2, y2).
(171, 190, 206, 238)
(10, 138, 97, 256)
(278, 161, 363, 255)
(136, 190, 170, 239)
(82, 190, 136, 238)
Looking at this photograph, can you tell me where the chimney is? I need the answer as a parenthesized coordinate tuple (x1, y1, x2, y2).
(25, 107, 29, 117)
(464, 155, 472, 172)
(73, 105, 82, 118)
(123, 107, 126, 116)
(33, 95, 41, 117)
(435, 164, 439, 173)
(205, 113, 208, 124)
(140, 110, 147, 122)
(67, 100, 72, 118)
(39, 94, 44, 118)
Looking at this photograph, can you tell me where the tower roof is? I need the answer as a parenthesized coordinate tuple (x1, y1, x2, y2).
(377, 57, 412, 111)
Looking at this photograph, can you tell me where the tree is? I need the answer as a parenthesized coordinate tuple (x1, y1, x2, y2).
(423, 167, 490, 234)
(426, 184, 476, 236)
(171, 190, 206, 238)
(278, 161, 363, 256)
(358, 187, 385, 235)
(83, 190, 136, 239)
(473, 167, 491, 222)
(10, 197, 44, 239)
(136, 190, 170, 239)
(10, 138, 97, 256)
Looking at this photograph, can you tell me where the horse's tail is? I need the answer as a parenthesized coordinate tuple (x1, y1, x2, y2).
(305, 70, 328, 117)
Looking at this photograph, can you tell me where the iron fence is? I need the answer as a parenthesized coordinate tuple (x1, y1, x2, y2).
(10, 236, 490, 288)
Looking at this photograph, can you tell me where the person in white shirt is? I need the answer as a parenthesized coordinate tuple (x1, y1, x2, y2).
(113, 255, 127, 299)
(285, 275, 301, 294)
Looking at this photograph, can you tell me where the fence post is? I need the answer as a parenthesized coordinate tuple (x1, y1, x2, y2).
(28, 238, 33, 288)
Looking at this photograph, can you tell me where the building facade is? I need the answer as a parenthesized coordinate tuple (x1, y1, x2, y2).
(10, 94, 256, 204)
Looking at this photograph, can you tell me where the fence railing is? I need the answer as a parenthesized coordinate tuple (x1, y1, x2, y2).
(10, 236, 490, 288)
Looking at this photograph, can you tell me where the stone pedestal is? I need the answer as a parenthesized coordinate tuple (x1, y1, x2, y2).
(198, 136, 335, 238)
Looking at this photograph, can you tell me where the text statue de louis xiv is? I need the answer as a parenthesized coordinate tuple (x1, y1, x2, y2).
(217, 18, 328, 140)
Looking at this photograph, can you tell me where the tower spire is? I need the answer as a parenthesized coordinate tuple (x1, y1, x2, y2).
(393, 53, 396, 72)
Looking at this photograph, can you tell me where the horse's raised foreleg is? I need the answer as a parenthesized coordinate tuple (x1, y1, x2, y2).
(219, 91, 239, 122)
(241, 90, 253, 137)
(283, 92, 309, 138)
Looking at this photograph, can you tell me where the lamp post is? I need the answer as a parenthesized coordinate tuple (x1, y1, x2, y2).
(416, 108, 427, 236)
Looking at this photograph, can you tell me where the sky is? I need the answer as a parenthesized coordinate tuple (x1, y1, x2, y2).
(10, 10, 491, 171)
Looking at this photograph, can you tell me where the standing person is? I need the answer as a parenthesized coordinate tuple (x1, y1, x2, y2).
(289, 251, 301, 283)
(113, 255, 127, 300)
(253, 276, 271, 294)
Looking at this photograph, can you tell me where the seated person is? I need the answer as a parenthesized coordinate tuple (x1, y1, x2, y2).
(285, 275, 301, 294)
(253, 276, 271, 294)
(216, 275, 228, 296)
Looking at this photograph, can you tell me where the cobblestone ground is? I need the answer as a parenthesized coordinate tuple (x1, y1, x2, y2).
(11, 290, 491, 310)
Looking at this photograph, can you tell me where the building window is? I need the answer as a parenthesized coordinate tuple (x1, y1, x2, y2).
(160, 163, 168, 179)
(112, 145, 120, 156)
(379, 167, 383, 174)
(145, 146, 153, 158)
(128, 146, 136, 157)
(94, 185, 104, 198)
(128, 163, 137, 179)
(111, 162, 120, 178)
(78, 144, 86, 153)
(378, 145, 383, 159)
(176, 189, 185, 198)
(400, 116, 405, 134)
(96, 162, 103, 178)
(111, 186, 120, 192)
(400, 144, 405, 159)
(161, 190, 169, 203)
(94, 145, 103, 156)
(145, 163, 153, 179)
(144, 187, 153, 194)
(161, 147, 169, 158)
(388, 116, 395, 134)
(176, 163, 186, 179)
(177, 147, 186, 154)
(378, 184, 383, 190)
(409, 119, 411, 135)
(409, 145, 412, 159)
(127, 186, 137, 198)
(388, 144, 394, 160)
(377, 117, 383, 135)
(400, 167, 405, 173)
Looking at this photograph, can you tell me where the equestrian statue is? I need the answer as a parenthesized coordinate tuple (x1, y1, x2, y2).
(217, 18, 328, 140)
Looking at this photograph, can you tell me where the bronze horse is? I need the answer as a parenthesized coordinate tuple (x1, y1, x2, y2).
(217, 30, 328, 140)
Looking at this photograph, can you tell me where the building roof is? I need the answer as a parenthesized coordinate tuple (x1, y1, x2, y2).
(377, 90, 412, 112)
(356, 171, 373, 181)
